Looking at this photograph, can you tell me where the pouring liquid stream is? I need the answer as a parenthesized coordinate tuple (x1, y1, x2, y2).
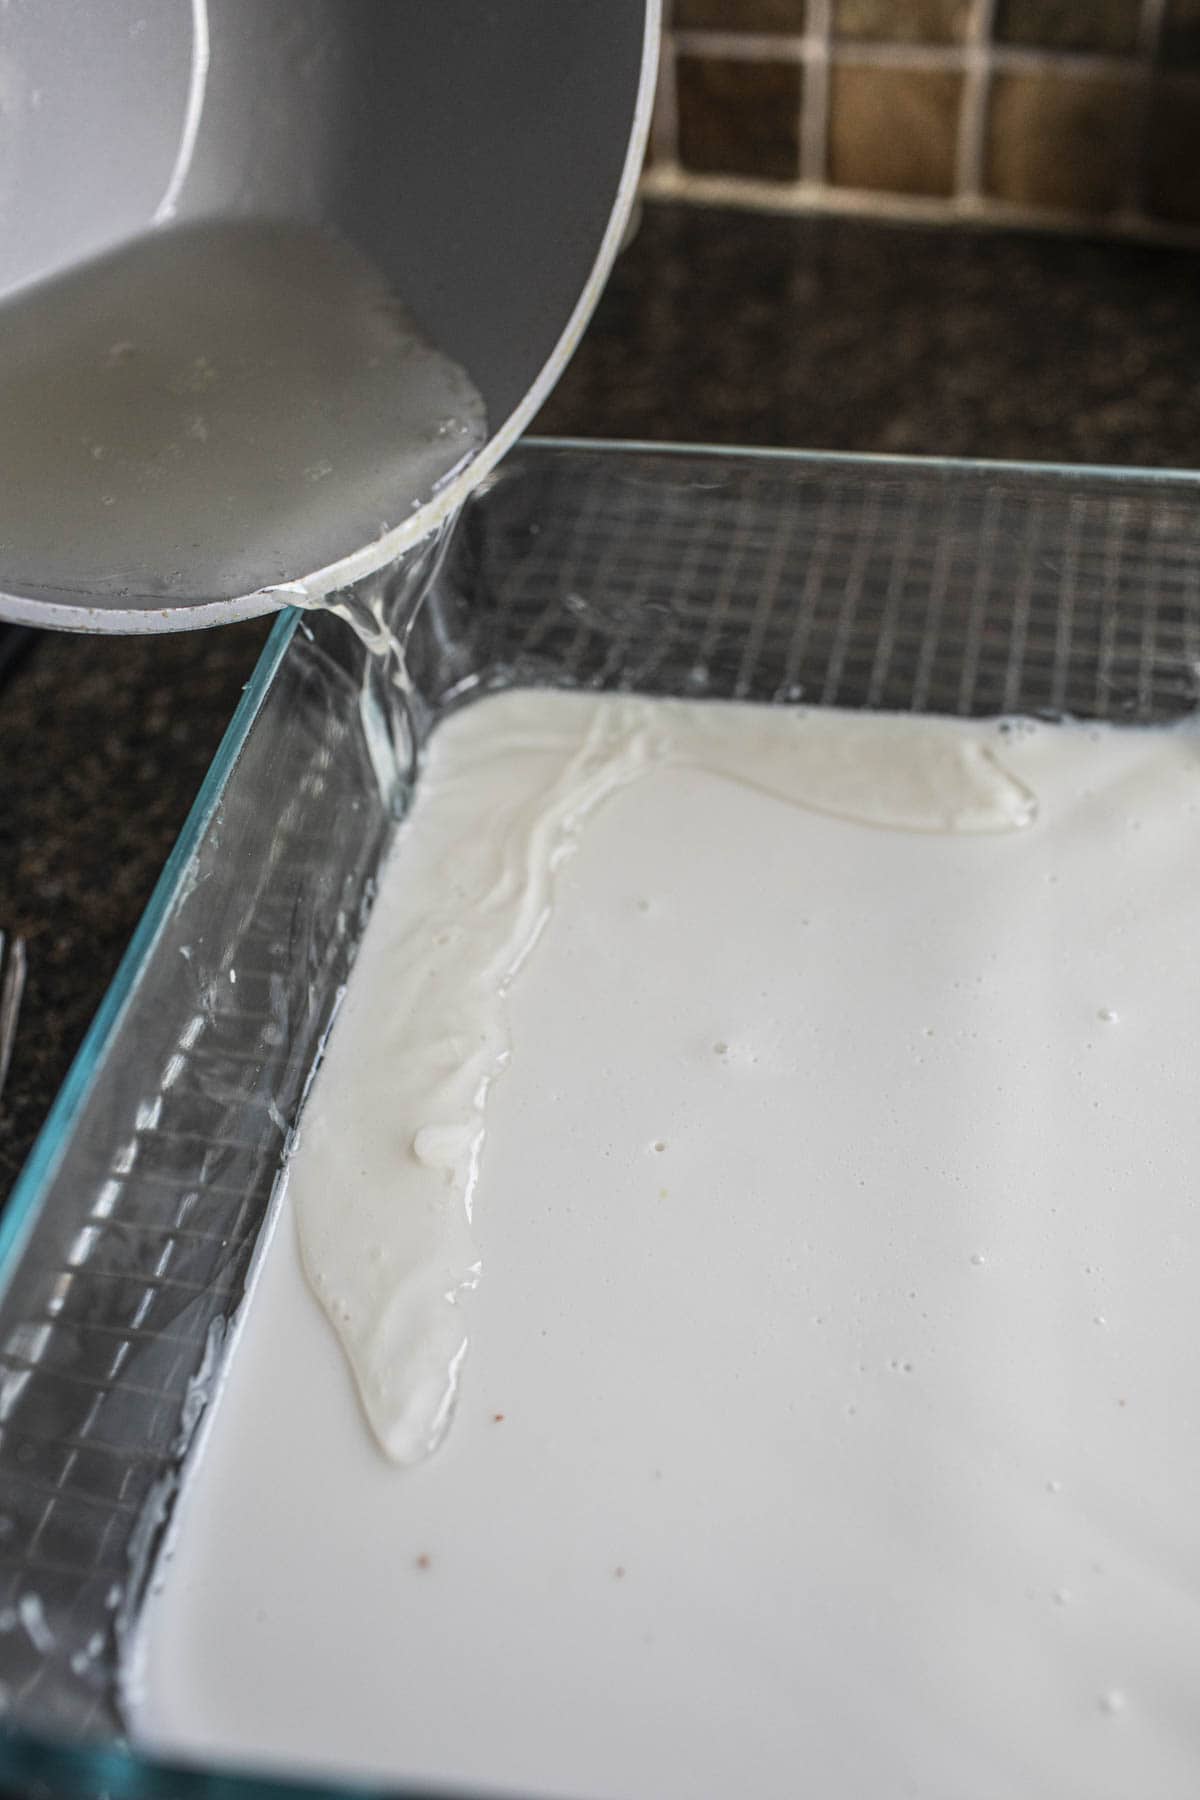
(295, 513, 459, 789)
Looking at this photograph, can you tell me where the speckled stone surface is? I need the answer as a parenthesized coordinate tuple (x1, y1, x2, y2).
(3, 203, 1200, 1199)
(534, 206, 1200, 465)
(0, 620, 274, 1201)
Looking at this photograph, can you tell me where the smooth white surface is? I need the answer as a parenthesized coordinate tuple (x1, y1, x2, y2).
(291, 695, 1035, 1465)
(133, 696, 1200, 1800)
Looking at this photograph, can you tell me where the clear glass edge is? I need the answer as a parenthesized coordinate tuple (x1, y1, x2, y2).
(0, 606, 309, 1795)
(5, 433, 1200, 1800)
(0, 1730, 496, 1800)
(526, 432, 1200, 487)
(0, 605, 300, 1282)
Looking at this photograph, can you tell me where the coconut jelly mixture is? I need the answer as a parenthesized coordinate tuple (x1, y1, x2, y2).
(296, 694, 1035, 1465)
(0, 219, 486, 609)
(133, 692, 1200, 1800)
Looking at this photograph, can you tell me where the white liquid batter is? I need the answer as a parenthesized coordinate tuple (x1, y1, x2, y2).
(295, 695, 1035, 1466)
(132, 693, 1200, 1800)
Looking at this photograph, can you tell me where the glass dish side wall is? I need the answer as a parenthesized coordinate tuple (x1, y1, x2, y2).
(427, 444, 1200, 723)
(0, 610, 402, 1742)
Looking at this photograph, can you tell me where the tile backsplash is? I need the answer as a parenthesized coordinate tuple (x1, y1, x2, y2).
(645, 0, 1200, 239)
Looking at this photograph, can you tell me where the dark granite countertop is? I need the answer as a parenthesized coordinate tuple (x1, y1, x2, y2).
(3, 203, 1200, 1197)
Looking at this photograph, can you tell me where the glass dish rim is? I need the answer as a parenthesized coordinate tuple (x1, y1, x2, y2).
(5, 433, 1200, 1800)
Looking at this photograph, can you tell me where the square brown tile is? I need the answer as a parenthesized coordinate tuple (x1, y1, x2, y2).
(828, 66, 963, 196)
(1144, 78, 1200, 219)
(833, 0, 970, 43)
(674, 0, 806, 30)
(986, 70, 1137, 213)
(1160, 0, 1200, 67)
(676, 54, 803, 179)
(995, 0, 1142, 54)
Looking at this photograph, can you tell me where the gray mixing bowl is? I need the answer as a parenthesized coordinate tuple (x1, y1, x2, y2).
(0, 1, 658, 630)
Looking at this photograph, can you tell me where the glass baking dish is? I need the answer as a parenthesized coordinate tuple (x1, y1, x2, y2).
(2, 439, 1199, 1800)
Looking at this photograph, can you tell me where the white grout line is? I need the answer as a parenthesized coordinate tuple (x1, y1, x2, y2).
(673, 29, 808, 59)
(670, 27, 1176, 80)
(801, 0, 833, 185)
(1137, 0, 1168, 58)
(638, 161, 1200, 248)
(1129, 0, 1168, 212)
(955, 0, 997, 202)
(652, 22, 680, 166)
(833, 41, 1145, 74)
